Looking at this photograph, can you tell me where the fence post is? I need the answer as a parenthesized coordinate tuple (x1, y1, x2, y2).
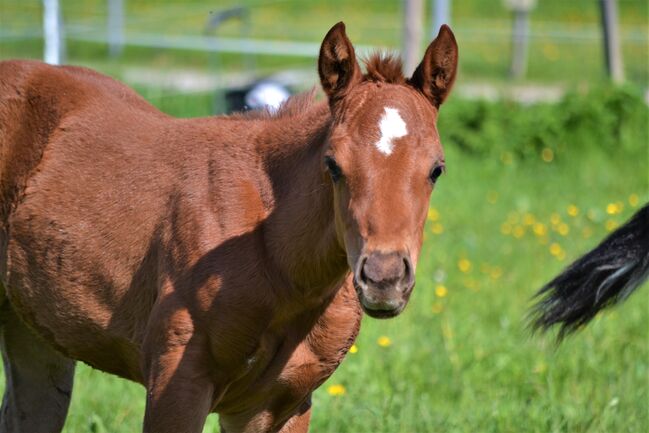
(403, 0, 424, 76)
(43, 0, 65, 64)
(432, 0, 451, 37)
(505, 0, 536, 79)
(599, 0, 624, 83)
(108, 0, 124, 57)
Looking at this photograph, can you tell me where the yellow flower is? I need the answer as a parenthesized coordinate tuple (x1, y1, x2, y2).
(567, 205, 579, 217)
(629, 193, 639, 207)
(327, 384, 346, 396)
(606, 202, 622, 215)
(431, 223, 444, 234)
(487, 191, 499, 204)
(532, 222, 547, 236)
(458, 258, 472, 273)
(550, 213, 561, 226)
(605, 219, 618, 232)
(377, 336, 392, 347)
(523, 213, 535, 226)
(349, 344, 358, 354)
(558, 223, 569, 236)
(427, 208, 440, 221)
(549, 243, 562, 256)
(431, 302, 444, 314)
(463, 278, 479, 291)
(490, 267, 503, 279)
(500, 223, 512, 235)
(556, 250, 566, 261)
(541, 148, 554, 162)
(435, 284, 448, 297)
(513, 226, 525, 238)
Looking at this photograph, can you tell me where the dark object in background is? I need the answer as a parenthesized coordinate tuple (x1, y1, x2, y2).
(530, 203, 649, 339)
(225, 80, 291, 113)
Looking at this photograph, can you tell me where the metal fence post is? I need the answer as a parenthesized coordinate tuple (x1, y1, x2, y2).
(43, 0, 64, 64)
(403, 0, 424, 75)
(108, 0, 124, 57)
(599, 0, 624, 83)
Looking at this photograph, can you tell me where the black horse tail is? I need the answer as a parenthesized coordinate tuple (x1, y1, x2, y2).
(530, 203, 649, 339)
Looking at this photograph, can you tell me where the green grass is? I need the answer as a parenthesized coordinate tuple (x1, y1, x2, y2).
(0, 88, 646, 432)
(1, 0, 647, 85)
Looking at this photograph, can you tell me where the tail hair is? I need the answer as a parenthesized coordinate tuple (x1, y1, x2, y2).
(530, 203, 649, 339)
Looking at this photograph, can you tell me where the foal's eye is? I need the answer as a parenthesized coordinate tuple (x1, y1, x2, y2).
(429, 164, 445, 184)
(324, 156, 343, 182)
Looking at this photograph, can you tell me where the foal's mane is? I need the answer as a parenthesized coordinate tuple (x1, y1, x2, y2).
(229, 52, 406, 121)
(362, 52, 405, 84)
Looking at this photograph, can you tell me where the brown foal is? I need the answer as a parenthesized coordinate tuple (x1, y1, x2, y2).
(0, 22, 457, 433)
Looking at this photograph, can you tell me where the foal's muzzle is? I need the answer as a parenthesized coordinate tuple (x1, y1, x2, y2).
(353, 251, 415, 319)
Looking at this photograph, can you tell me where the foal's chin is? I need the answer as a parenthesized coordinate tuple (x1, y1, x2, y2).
(353, 281, 410, 319)
(360, 302, 406, 319)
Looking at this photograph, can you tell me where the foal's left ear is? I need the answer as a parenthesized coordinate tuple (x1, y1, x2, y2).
(318, 22, 362, 109)
(408, 25, 458, 108)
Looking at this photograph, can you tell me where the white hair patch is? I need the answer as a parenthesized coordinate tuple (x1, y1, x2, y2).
(375, 107, 407, 156)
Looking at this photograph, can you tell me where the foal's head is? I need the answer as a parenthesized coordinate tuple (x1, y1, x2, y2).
(319, 22, 458, 318)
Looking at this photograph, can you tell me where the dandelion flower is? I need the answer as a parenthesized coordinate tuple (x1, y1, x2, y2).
(629, 194, 639, 207)
(427, 208, 439, 221)
(549, 243, 562, 256)
(431, 223, 444, 234)
(500, 223, 512, 235)
(567, 205, 579, 217)
(431, 303, 444, 314)
(327, 384, 346, 396)
(490, 267, 503, 279)
(435, 284, 448, 297)
(550, 213, 561, 226)
(606, 203, 621, 215)
(605, 220, 618, 232)
(532, 222, 547, 236)
(523, 213, 535, 226)
(558, 223, 569, 236)
(458, 258, 472, 273)
(541, 148, 554, 162)
(349, 344, 358, 354)
(377, 336, 392, 347)
(513, 226, 525, 238)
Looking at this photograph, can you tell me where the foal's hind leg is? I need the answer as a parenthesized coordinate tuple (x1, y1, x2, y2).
(0, 308, 75, 433)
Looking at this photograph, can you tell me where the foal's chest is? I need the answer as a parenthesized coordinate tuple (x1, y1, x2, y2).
(216, 281, 361, 425)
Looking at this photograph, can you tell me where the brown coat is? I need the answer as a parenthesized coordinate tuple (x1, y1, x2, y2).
(0, 22, 457, 433)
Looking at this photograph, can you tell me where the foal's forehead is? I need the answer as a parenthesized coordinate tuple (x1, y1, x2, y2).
(342, 84, 439, 152)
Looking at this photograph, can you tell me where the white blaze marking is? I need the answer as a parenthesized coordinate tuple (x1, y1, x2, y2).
(375, 107, 407, 156)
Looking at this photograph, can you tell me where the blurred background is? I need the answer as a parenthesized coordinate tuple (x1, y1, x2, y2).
(0, 1, 647, 432)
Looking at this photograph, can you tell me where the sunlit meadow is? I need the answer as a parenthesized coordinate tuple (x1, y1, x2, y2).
(2, 105, 644, 432)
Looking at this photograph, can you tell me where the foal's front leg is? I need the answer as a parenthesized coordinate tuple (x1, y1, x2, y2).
(143, 339, 217, 433)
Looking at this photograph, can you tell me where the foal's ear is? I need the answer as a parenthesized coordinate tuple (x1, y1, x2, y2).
(318, 22, 362, 108)
(408, 25, 458, 108)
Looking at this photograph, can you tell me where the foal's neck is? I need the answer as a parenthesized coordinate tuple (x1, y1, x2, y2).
(260, 103, 348, 299)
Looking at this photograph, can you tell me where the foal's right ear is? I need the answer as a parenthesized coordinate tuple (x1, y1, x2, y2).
(318, 22, 362, 109)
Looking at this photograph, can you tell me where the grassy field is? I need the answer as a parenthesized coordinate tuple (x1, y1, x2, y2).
(1, 0, 648, 86)
(1, 1, 648, 432)
(0, 87, 646, 432)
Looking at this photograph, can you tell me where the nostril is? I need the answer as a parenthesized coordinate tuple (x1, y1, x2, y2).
(402, 256, 413, 285)
(357, 256, 369, 285)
